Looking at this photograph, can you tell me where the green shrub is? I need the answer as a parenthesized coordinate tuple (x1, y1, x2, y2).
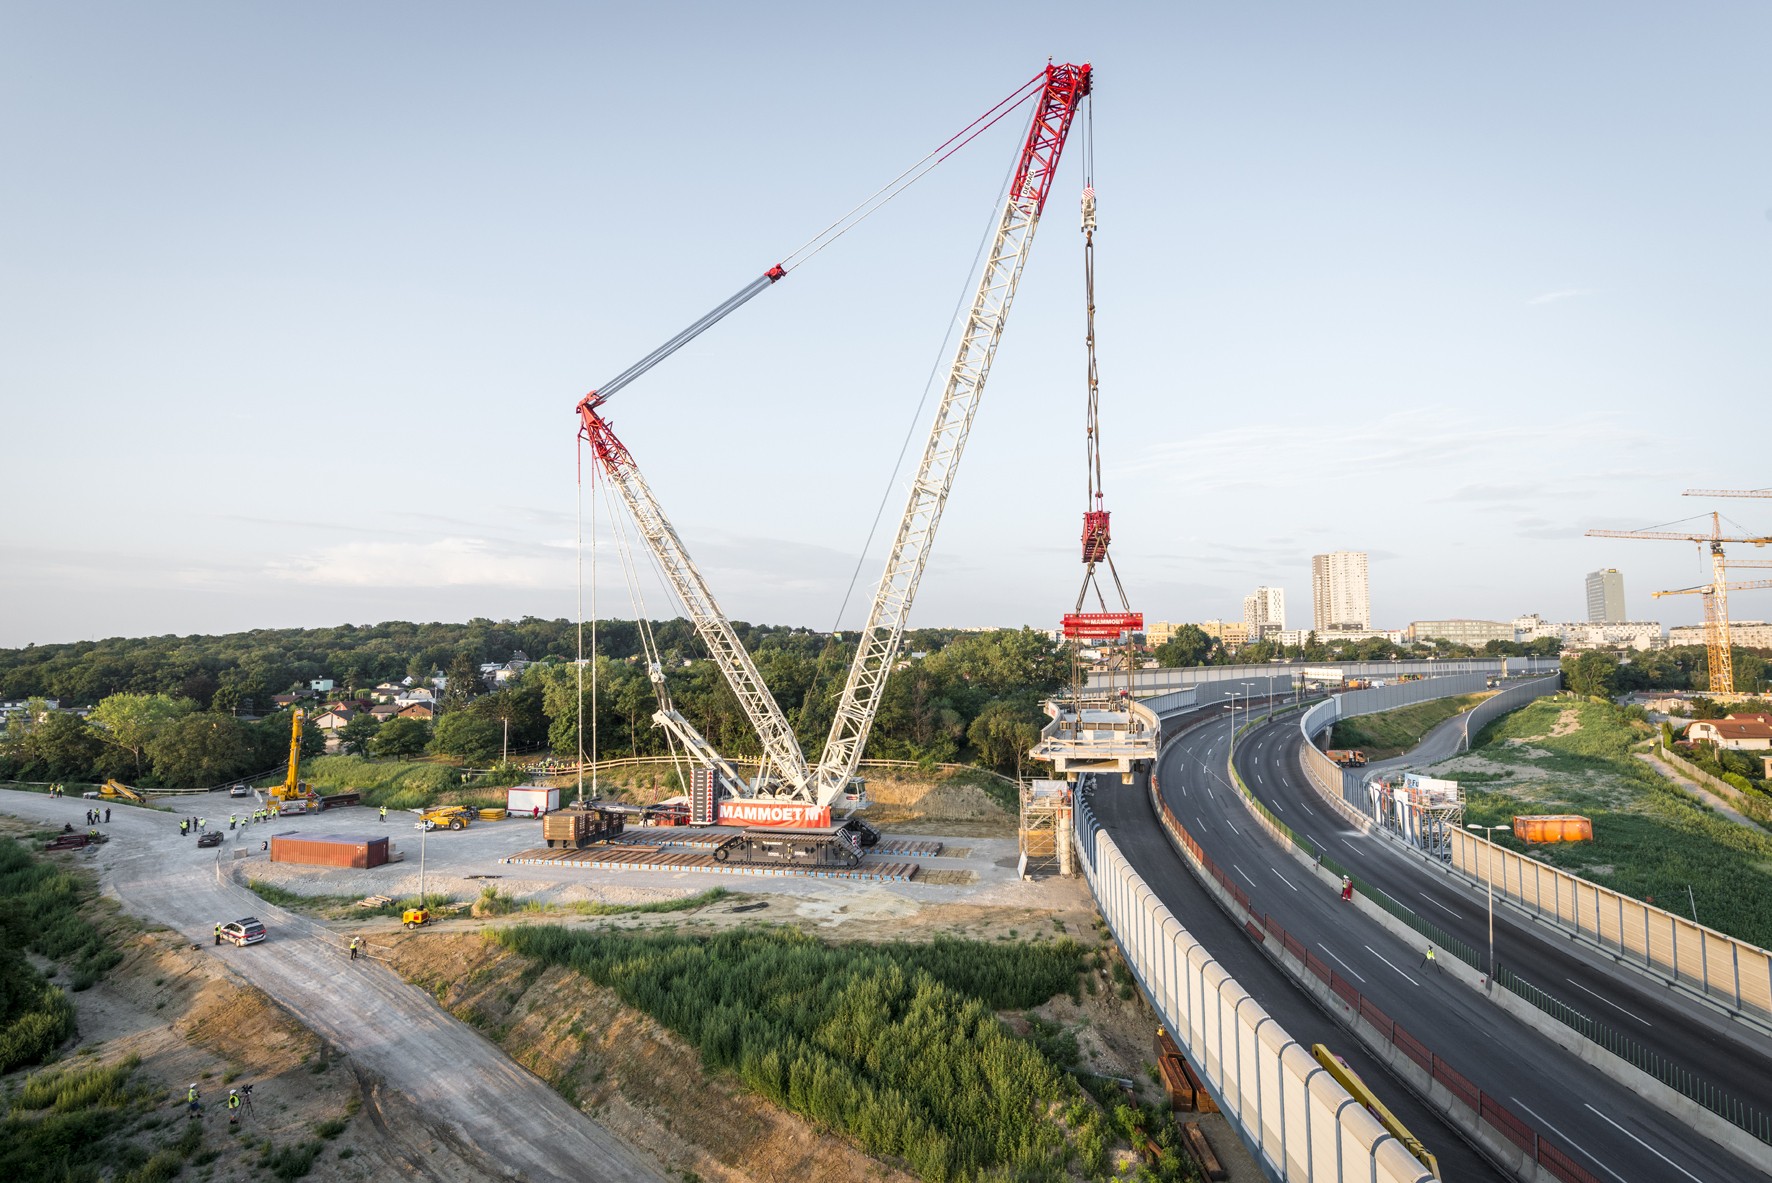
(496, 926, 1088, 1181)
(261, 1138, 324, 1180)
(19, 1055, 142, 1111)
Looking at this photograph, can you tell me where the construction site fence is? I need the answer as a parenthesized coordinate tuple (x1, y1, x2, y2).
(1284, 681, 1772, 1146)
(1072, 791, 1436, 1183)
(1453, 828, 1772, 1030)
(1135, 754, 1606, 1183)
(1091, 656, 1560, 698)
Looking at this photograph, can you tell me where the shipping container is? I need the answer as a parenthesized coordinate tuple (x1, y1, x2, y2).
(270, 833, 390, 869)
(1511, 815, 1593, 844)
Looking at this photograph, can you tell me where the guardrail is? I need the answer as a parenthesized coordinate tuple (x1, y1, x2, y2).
(1072, 790, 1436, 1183)
(1454, 828, 1772, 1035)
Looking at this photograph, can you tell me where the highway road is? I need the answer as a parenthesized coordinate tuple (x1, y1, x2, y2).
(1236, 711, 1772, 1125)
(1143, 710, 1772, 1183)
(1088, 768, 1507, 1182)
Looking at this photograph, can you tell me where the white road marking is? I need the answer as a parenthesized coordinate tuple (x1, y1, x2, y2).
(1301, 800, 1318, 814)
(1235, 865, 1256, 888)
(1340, 836, 1359, 847)
(1512, 1102, 1627, 1183)
(1271, 869, 1297, 891)
(1584, 1104, 1704, 1183)
(1418, 892, 1464, 920)
(1226, 820, 1240, 834)
(1320, 944, 1366, 982)
(1365, 945, 1420, 986)
(1566, 978, 1653, 1027)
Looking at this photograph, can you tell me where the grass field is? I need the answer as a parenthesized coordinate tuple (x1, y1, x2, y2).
(1435, 697, 1772, 948)
(1329, 693, 1490, 759)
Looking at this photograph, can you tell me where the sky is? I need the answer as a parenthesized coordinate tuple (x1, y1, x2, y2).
(3, 2, 1770, 649)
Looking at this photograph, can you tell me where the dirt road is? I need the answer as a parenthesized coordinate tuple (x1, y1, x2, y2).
(0, 790, 666, 1183)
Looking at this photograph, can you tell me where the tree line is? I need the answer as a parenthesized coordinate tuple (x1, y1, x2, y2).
(1151, 625, 1563, 668)
(0, 619, 1063, 787)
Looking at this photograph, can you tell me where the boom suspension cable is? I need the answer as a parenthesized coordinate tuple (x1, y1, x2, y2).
(582, 70, 1050, 411)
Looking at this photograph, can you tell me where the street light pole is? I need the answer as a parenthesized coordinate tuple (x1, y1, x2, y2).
(1466, 822, 1511, 987)
(415, 821, 428, 908)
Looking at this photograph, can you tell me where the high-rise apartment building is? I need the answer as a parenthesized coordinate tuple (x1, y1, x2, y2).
(1242, 586, 1286, 640)
(1312, 551, 1370, 632)
(1586, 569, 1626, 623)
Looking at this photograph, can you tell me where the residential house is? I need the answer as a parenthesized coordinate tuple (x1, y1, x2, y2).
(1685, 714, 1772, 751)
(310, 678, 336, 693)
(270, 693, 308, 709)
(310, 708, 356, 732)
(369, 703, 400, 723)
(396, 703, 435, 722)
(394, 687, 436, 710)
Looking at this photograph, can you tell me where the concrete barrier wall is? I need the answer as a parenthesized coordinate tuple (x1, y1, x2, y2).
(1460, 675, 1562, 746)
(1091, 657, 1559, 698)
(1293, 674, 1489, 812)
(1453, 830, 1772, 1025)
(1072, 794, 1434, 1183)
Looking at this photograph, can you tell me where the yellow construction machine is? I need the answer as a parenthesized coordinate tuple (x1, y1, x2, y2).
(99, 779, 147, 804)
(401, 905, 432, 929)
(419, 805, 474, 832)
(267, 708, 309, 813)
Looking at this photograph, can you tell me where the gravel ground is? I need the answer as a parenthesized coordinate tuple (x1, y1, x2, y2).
(222, 804, 1075, 912)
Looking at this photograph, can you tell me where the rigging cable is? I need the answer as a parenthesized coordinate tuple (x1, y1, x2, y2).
(575, 440, 585, 806)
(829, 108, 1029, 634)
(585, 71, 1048, 407)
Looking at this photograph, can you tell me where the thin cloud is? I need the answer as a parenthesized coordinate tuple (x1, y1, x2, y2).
(1525, 288, 1595, 306)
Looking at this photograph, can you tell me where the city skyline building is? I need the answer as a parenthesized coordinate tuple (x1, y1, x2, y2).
(1243, 586, 1286, 640)
(1312, 551, 1370, 632)
(1587, 568, 1627, 623)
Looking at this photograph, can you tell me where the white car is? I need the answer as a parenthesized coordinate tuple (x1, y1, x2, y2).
(229, 784, 251, 798)
(220, 918, 267, 947)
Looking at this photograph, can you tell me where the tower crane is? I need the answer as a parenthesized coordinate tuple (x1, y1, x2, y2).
(576, 62, 1094, 822)
(1587, 513, 1772, 695)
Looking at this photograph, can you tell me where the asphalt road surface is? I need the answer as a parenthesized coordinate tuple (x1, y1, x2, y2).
(1087, 771, 1508, 1183)
(1151, 712, 1772, 1183)
(1, 789, 667, 1183)
(1236, 713, 1772, 1129)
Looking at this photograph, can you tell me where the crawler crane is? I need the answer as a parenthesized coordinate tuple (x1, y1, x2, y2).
(575, 63, 1094, 830)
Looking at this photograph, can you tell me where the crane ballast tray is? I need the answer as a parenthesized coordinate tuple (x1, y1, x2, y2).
(574, 62, 1092, 831)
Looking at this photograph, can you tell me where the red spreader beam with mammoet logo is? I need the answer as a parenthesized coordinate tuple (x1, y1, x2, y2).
(1062, 612, 1143, 640)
